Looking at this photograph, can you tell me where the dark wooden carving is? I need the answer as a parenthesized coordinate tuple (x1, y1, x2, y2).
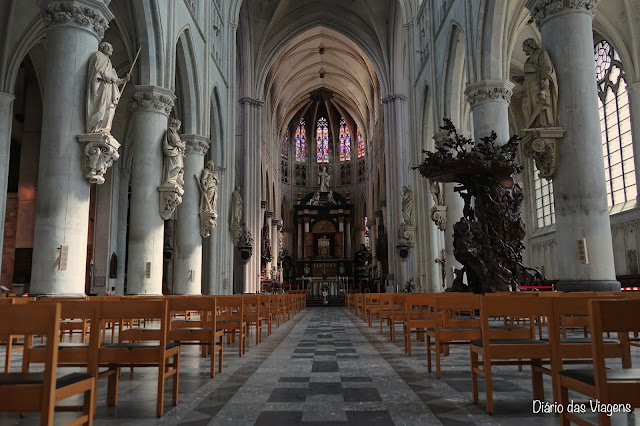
(416, 119, 542, 293)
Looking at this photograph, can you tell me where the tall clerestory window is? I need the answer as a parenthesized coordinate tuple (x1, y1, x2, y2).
(595, 39, 635, 207)
(281, 129, 289, 159)
(316, 117, 329, 163)
(339, 118, 351, 162)
(357, 127, 365, 158)
(295, 119, 306, 163)
(533, 172, 555, 228)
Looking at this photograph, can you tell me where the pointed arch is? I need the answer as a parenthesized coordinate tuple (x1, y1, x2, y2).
(175, 28, 200, 134)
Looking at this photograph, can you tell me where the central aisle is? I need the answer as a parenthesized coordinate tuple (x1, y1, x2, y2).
(164, 307, 444, 425)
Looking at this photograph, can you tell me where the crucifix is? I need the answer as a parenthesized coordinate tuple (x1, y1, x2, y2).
(435, 249, 446, 289)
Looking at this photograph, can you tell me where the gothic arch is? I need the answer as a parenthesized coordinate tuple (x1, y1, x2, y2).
(443, 23, 468, 127)
(174, 28, 200, 134)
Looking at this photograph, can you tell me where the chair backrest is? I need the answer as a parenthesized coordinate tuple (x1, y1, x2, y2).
(404, 293, 434, 319)
(480, 295, 554, 343)
(217, 295, 245, 319)
(99, 299, 170, 344)
(434, 293, 481, 327)
(589, 299, 640, 403)
(0, 303, 60, 412)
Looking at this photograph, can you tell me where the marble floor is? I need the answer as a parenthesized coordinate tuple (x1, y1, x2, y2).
(1, 306, 639, 425)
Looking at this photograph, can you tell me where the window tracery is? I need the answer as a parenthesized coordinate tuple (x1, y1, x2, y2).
(295, 119, 306, 163)
(339, 118, 351, 162)
(316, 117, 329, 163)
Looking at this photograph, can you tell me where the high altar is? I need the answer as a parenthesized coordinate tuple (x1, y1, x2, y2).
(294, 191, 353, 295)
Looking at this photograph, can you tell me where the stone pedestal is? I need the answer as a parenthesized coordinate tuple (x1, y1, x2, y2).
(76, 133, 120, 184)
(464, 80, 514, 142)
(527, 0, 619, 291)
(174, 135, 210, 295)
(521, 127, 565, 179)
(31, 0, 113, 296)
(126, 85, 175, 295)
(430, 205, 447, 231)
(0, 92, 15, 280)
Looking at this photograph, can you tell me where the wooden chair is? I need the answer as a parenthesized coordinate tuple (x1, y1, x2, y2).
(0, 298, 29, 372)
(0, 302, 96, 425)
(377, 294, 395, 335)
(96, 299, 180, 417)
(470, 295, 558, 414)
(559, 299, 640, 426)
(166, 296, 223, 378)
(388, 294, 408, 342)
(533, 295, 632, 403)
(243, 295, 264, 345)
(366, 293, 382, 327)
(403, 293, 435, 356)
(427, 294, 482, 379)
(217, 296, 247, 357)
(258, 295, 274, 336)
(40, 297, 90, 343)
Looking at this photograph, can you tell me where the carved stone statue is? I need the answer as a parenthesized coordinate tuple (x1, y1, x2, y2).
(319, 166, 330, 192)
(162, 119, 185, 187)
(401, 186, 413, 225)
(231, 185, 243, 226)
(158, 118, 185, 219)
(86, 42, 130, 134)
(519, 38, 558, 129)
(196, 160, 219, 237)
(430, 180, 444, 206)
(307, 192, 320, 205)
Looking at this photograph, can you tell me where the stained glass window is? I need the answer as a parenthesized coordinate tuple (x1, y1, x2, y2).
(295, 119, 306, 163)
(339, 118, 351, 162)
(316, 117, 329, 163)
(595, 39, 635, 207)
(533, 169, 555, 228)
(357, 127, 365, 158)
(281, 129, 289, 159)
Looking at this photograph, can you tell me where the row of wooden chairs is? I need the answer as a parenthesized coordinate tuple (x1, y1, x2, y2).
(346, 291, 640, 425)
(0, 293, 306, 424)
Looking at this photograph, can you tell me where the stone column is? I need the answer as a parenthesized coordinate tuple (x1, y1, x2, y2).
(345, 218, 351, 257)
(240, 97, 263, 293)
(271, 218, 279, 279)
(0, 92, 15, 281)
(464, 80, 515, 142)
(174, 135, 210, 294)
(627, 82, 640, 197)
(264, 208, 273, 276)
(382, 94, 411, 288)
(297, 218, 303, 259)
(126, 86, 175, 295)
(30, 1, 112, 296)
(527, 0, 618, 291)
(114, 168, 130, 295)
(304, 217, 310, 258)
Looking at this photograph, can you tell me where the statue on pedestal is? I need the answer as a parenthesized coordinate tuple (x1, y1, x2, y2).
(196, 160, 219, 237)
(519, 38, 558, 129)
(158, 118, 185, 219)
(401, 186, 413, 225)
(86, 42, 130, 134)
(231, 185, 243, 226)
(319, 166, 330, 192)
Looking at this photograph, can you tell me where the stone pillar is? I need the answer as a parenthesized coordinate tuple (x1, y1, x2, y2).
(30, 1, 112, 296)
(92, 166, 119, 295)
(0, 92, 15, 281)
(126, 86, 175, 295)
(464, 79, 515, 142)
(174, 135, 210, 294)
(114, 168, 130, 295)
(527, 0, 618, 291)
(345, 219, 351, 257)
(264, 208, 273, 276)
(240, 97, 263, 293)
(271, 218, 279, 279)
(297, 218, 303, 259)
(382, 94, 411, 287)
(304, 217, 310, 258)
(627, 82, 640, 197)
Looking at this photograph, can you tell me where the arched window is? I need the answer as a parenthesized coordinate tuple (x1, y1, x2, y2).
(281, 129, 289, 159)
(357, 127, 365, 158)
(295, 119, 306, 163)
(316, 117, 329, 163)
(533, 170, 555, 228)
(339, 118, 351, 162)
(595, 39, 635, 206)
(364, 215, 370, 248)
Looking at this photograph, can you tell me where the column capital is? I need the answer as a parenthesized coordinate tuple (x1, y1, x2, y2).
(182, 134, 210, 156)
(464, 79, 515, 109)
(271, 218, 280, 227)
(382, 94, 408, 104)
(239, 97, 264, 108)
(39, 0, 113, 40)
(130, 85, 175, 115)
(265, 210, 274, 219)
(261, 200, 268, 210)
(526, 0, 598, 27)
(0, 92, 15, 103)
